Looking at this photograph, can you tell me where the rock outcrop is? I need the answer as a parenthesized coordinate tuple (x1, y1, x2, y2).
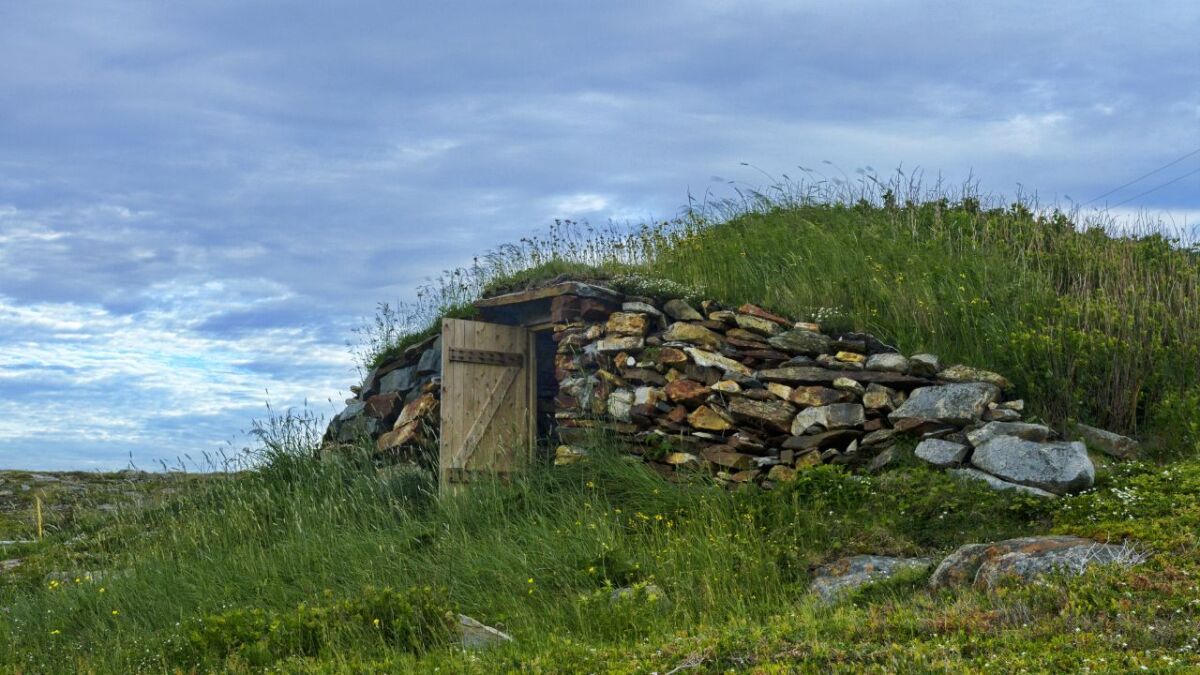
(930, 536, 1144, 590)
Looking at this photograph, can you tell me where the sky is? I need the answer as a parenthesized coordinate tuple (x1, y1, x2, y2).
(1, 1, 1198, 471)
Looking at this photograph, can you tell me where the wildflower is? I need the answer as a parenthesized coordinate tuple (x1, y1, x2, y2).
(373, 618, 381, 628)
(585, 481, 595, 489)
(50, 629, 60, 635)
(111, 610, 120, 616)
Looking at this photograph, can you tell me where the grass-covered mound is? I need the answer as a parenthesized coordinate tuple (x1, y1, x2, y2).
(360, 193, 1199, 460)
(4, 188, 1199, 672)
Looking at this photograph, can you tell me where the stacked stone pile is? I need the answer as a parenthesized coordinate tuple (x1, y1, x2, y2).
(323, 333, 444, 466)
(550, 294, 1111, 496)
(323, 284, 1135, 496)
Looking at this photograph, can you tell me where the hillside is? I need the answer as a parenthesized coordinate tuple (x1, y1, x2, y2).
(3, 194, 1199, 673)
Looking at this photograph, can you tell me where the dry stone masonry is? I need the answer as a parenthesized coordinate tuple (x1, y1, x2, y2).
(325, 285, 1138, 496)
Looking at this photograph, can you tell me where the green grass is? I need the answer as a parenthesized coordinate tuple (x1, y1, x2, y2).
(3, 426, 1198, 672)
(6, 187, 1200, 671)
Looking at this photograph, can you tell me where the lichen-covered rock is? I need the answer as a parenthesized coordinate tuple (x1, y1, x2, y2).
(929, 536, 1143, 590)
(914, 438, 969, 467)
(1075, 423, 1139, 459)
(607, 389, 635, 422)
(970, 437, 1094, 495)
(734, 312, 783, 337)
(832, 377, 865, 396)
(768, 329, 831, 356)
(791, 403, 865, 435)
(789, 386, 853, 408)
(810, 555, 933, 602)
(938, 364, 1011, 390)
(554, 445, 587, 465)
(606, 312, 649, 336)
(728, 397, 796, 433)
(865, 352, 909, 373)
(684, 347, 753, 377)
(888, 382, 1000, 426)
(907, 353, 941, 377)
(593, 336, 645, 353)
(766, 464, 797, 482)
(662, 322, 723, 349)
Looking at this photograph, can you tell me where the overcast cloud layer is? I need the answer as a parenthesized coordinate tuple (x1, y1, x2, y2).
(2, 1, 1198, 470)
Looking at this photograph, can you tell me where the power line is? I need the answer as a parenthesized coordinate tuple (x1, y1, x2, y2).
(1082, 145, 1200, 205)
(1107, 164, 1200, 209)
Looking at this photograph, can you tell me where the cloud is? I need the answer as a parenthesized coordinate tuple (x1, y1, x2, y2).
(0, 0, 1197, 469)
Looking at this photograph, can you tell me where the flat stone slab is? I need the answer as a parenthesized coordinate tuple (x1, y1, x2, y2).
(930, 535, 1144, 590)
(949, 468, 1057, 498)
(966, 421, 1052, 447)
(889, 382, 1000, 426)
(756, 366, 933, 389)
(810, 555, 933, 602)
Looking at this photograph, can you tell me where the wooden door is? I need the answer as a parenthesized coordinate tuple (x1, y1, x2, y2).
(439, 318, 535, 489)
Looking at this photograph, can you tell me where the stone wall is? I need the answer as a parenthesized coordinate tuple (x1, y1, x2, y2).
(547, 293, 1100, 496)
(323, 333, 443, 467)
(324, 286, 1132, 496)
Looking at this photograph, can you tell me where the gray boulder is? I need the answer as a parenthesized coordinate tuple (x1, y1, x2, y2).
(865, 353, 909, 373)
(416, 336, 442, 374)
(1075, 423, 1139, 459)
(966, 421, 1053, 448)
(457, 614, 513, 650)
(970, 437, 1094, 495)
(332, 402, 382, 443)
(663, 298, 703, 321)
(930, 535, 1145, 590)
(810, 555, 933, 602)
(888, 382, 1000, 426)
(948, 467, 1057, 498)
(379, 365, 418, 395)
(907, 353, 941, 377)
(914, 438, 969, 468)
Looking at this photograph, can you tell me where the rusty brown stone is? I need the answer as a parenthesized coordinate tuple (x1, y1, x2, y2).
(658, 347, 689, 366)
(550, 295, 581, 323)
(789, 386, 854, 408)
(364, 392, 402, 419)
(738, 303, 792, 327)
(701, 449, 755, 470)
(664, 379, 712, 407)
(665, 405, 689, 424)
